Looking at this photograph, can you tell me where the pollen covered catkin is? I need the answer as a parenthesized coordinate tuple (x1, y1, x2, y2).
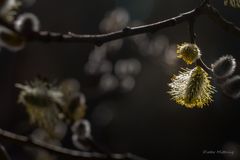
(168, 66, 215, 108)
(176, 43, 201, 65)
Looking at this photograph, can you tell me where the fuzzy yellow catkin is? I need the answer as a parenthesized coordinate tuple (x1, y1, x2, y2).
(0, 26, 25, 51)
(224, 0, 240, 8)
(168, 66, 215, 108)
(176, 43, 201, 65)
(16, 79, 64, 134)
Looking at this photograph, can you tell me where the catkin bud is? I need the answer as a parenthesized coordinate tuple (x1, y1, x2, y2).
(0, 26, 25, 51)
(14, 13, 40, 33)
(0, 144, 10, 160)
(59, 79, 80, 101)
(59, 79, 86, 121)
(176, 43, 201, 65)
(0, 0, 21, 22)
(15, 79, 64, 134)
(222, 75, 240, 99)
(67, 93, 87, 121)
(71, 119, 91, 140)
(0, 0, 18, 15)
(212, 55, 236, 79)
(71, 119, 92, 150)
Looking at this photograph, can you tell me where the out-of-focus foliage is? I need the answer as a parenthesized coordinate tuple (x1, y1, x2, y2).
(224, 0, 240, 8)
(16, 78, 87, 136)
(0, 26, 25, 51)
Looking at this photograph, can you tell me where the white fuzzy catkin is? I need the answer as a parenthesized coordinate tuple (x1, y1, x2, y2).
(0, 25, 25, 51)
(222, 75, 240, 99)
(14, 13, 40, 32)
(71, 119, 91, 140)
(212, 55, 236, 79)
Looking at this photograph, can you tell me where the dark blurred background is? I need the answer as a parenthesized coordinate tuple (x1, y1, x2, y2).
(1, 0, 240, 160)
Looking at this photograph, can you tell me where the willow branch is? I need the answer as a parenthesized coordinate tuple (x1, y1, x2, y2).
(0, 128, 146, 160)
(1, 1, 238, 46)
(0, 0, 208, 46)
(0, 1, 239, 46)
(29, 7, 202, 46)
(25, 1, 240, 45)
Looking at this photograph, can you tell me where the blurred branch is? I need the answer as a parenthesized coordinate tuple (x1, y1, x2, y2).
(204, 4, 240, 37)
(0, 128, 146, 160)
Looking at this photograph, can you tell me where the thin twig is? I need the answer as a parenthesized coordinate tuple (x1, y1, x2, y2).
(204, 4, 240, 37)
(188, 18, 196, 43)
(0, 128, 146, 160)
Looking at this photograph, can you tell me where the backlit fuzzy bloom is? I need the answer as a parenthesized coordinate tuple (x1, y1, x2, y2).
(176, 43, 201, 64)
(14, 13, 40, 33)
(16, 79, 64, 134)
(212, 55, 236, 79)
(0, 0, 21, 21)
(59, 79, 87, 121)
(168, 66, 215, 108)
(0, 25, 25, 51)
